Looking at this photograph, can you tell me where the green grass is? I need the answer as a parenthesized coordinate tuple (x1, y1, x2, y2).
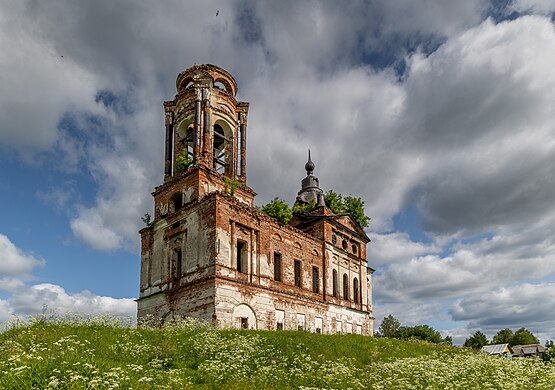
(1, 315, 555, 389)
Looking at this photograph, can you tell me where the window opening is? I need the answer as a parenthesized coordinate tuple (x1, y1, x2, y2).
(172, 192, 183, 212)
(342, 239, 348, 250)
(343, 273, 349, 300)
(294, 260, 302, 288)
(174, 248, 182, 279)
(274, 252, 282, 282)
(213, 124, 228, 174)
(312, 266, 319, 293)
(240, 317, 248, 329)
(352, 243, 358, 254)
(332, 234, 337, 245)
(237, 241, 247, 273)
(353, 277, 359, 303)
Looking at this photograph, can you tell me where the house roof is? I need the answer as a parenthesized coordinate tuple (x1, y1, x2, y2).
(511, 344, 546, 356)
(481, 344, 510, 355)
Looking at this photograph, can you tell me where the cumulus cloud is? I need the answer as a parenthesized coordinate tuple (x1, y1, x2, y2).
(0, 234, 135, 323)
(0, 234, 45, 278)
(451, 282, 555, 341)
(8, 283, 136, 319)
(402, 16, 555, 236)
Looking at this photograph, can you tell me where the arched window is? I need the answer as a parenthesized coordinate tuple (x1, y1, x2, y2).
(353, 277, 359, 303)
(185, 127, 194, 159)
(213, 124, 227, 174)
(343, 273, 349, 300)
(332, 269, 338, 297)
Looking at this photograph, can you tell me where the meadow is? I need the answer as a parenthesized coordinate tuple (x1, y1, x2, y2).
(1, 315, 555, 389)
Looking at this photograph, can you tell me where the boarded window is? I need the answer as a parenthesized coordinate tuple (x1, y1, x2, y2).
(274, 252, 282, 281)
(294, 260, 301, 288)
(237, 241, 247, 273)
(343, 273, 349, 300)
(353, 277, 359, 303)
(332, 269, 338, 297)
(312, 266, 319, 293)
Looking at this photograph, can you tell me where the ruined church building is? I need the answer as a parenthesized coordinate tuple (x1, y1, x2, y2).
(137, 64, 374, 335)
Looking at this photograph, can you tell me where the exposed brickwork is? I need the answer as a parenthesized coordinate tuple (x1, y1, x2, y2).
(137, 64, 374, 335)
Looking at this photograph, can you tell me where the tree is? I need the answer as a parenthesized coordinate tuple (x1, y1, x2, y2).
(344, 196, 369, 228)
(442, 335, 453, 346)
(324, 190, 369, 228)
(511, 328, 539, 346)
(324, 190, 345, 214)
(377, 314, 400, 338)
(492, 328, 513, 344)
(260, 198, 292, 225)
(464, 331, 488, 349)
(398, 325, 443, 344)
(292, 200, 316, 216)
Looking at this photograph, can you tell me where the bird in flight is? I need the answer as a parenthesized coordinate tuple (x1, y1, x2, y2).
(216, 10, 219, 16)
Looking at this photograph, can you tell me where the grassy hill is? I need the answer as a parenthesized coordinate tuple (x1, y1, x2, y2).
(1, 316, 555, 389)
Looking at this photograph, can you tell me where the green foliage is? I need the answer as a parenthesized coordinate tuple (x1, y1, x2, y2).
(292, 200, 316, 216)
(324, 190, 345, 214)
(344, 196, 370, 228)
(224, 177, 240, 196)
(511, 327, 539, 346)
(175, 149, 193, 173)
(261, 198, 293, 225)
(442, 335, 453, 346)
(377, 314, 401, 338)
(464, 331, 489, 349)
(141, 213, 153, 227)
(543, 342, 555, 363)
(377, 315, 443, 344)
(397, 325, 443, 344)
(492, 328, 514, 345)
(324, 190, 369, 228)
(4, 316, 555, 389)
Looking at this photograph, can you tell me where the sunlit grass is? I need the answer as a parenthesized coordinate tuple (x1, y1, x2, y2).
(1, 314, 555, 389)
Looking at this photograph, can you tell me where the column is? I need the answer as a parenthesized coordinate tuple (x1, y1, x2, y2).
(164, 111, 173, 177)
(194, 88, 202, 162)
(239, 112, 247, 183)
(202, 88, 211, 164)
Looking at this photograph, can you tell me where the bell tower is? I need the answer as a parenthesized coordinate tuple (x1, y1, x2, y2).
(154, 64, 255, 218)
(163, 64, 250, 182)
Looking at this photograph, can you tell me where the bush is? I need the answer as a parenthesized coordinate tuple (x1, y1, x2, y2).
(261, 198, 293, 225)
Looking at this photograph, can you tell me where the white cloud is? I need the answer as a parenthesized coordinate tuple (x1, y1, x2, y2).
(0, 234, 45, 278)
(451, 282, 555, 341)
(367, 232, 438, 265)
(8, 283, 136, 319)
(0, 235, 136, 323)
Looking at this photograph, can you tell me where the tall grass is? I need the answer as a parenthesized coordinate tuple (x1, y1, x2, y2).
(1, 315, 555, 389)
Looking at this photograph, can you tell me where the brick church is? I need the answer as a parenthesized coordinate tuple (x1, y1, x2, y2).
(137, 64, 374, 335)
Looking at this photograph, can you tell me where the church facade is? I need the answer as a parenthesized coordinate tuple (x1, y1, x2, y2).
(137, 64, 374, 335)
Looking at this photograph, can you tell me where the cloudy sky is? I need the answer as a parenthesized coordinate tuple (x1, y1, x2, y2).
(1, 0, 555, 344)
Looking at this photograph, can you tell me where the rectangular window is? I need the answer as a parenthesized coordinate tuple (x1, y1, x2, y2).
(297, 313, 305, 331)
(274, 252, 282, 281)
(294, 260, 302, 288)
(276, 309, 285, 330)
(174, 249, 182, 279)
(315, 317, 323, 334)
(237, 241, 246, 273)
(312, 266, 319, 293)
